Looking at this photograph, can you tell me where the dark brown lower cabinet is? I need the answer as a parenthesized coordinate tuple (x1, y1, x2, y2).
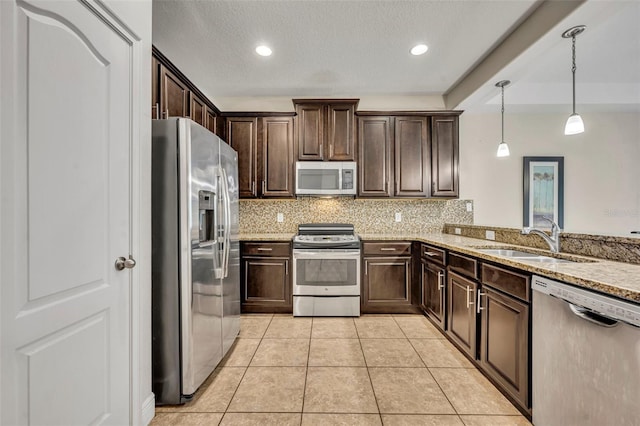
(240, 242, 292, 313)
(446, 271, 478, 359)
(362, 255, 414, 313)
(421, 258, 446, 330)
(479, 286, 529, 411)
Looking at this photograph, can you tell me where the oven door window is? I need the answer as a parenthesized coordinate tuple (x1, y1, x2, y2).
(296, 258, 356, 287)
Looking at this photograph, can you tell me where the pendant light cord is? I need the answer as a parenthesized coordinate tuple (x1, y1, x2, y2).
(501, 85, 505, 142)
(571, 35, 577, 115)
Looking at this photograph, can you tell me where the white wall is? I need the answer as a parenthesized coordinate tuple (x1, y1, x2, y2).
(459, 111, 640, 235)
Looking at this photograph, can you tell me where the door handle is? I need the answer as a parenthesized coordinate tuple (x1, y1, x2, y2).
(477, 290, 485, 314)
(380, 247, 396, 251)
(115, 256, 136, 271)
(424, 251, 440, 257)
(466, 285, 474, 309)
(437, 271, 445, 290)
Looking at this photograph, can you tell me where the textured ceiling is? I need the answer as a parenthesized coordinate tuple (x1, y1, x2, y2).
(152, 0, 640, 112)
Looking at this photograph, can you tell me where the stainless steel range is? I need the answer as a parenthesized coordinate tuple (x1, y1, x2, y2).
(292, 224, 361, 317)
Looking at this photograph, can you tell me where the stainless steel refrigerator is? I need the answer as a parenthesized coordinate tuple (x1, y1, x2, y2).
(151, 118, 240, 405)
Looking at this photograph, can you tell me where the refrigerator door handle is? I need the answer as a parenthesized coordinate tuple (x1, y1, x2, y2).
(221, 168, 231, 278)
(213, 170, 224, 279)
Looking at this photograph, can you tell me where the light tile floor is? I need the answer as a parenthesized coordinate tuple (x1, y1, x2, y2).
(152, 314, 531, 426)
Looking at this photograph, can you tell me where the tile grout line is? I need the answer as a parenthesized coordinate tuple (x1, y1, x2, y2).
(218, 314, 275, 424)
(354, 317, 384, 424)
(299, 317, 313, 425)
(393, 315, 466, 424)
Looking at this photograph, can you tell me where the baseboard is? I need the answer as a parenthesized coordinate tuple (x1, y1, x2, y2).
(141, 393, 155, 425)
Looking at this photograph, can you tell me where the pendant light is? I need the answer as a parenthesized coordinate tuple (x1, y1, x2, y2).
(562, 25, 586, 135)
(495, 80, 511, 157)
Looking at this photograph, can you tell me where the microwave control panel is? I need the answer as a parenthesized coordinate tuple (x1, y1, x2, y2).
(342, 169, 353, 189)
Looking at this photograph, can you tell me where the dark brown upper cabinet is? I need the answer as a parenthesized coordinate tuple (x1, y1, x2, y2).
(294, 99, 358, 161)
(226, 117, 258, 198)
(225, 114, 296, 199)
(260, 116, 295, 197)
(431, 116, 459, 197)
(358, 116, 393, 197)
(152, 47, 223, 136)
(189, 92, 207, 127)
(205, 109, 218, 135)
(357, 112, 460, 198)
(395, 116, 429, 197)
(152, 56, 160, 119)
(159, 64, 188, 119)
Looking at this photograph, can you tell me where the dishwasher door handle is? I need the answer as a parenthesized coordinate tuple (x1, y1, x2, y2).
(568, 303, 619, 328)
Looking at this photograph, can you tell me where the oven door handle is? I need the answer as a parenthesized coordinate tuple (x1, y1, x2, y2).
(292, 251, 361, 260)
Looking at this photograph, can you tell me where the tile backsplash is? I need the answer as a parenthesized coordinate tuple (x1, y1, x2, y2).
(240, 198, 474, 234)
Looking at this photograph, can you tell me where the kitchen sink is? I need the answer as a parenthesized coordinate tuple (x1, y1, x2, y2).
(478, 249, 542, 258)
(475, 248, 593, 263)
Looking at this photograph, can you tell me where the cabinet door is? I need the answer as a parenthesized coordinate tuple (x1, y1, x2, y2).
(362, 256, 412, 313)
(480, 287, 529, 410)
(358, 116, 392, 197)
(241, 256, 291, 313)
(394, 116, 429, 196)
(431, 116, 459, 197)
(261, 117, 295, 197)
(446, 271, 478, 359)
(189, 92, 206, 127)
(152, 56, 160, 119)
(226, 117, 258, 198)
(159, 64, 188, 118)
(205, 109, 217, 135)
(327, 103, 356, 160)
(296, 103, 324, 160)
(422, 259, 446, 330)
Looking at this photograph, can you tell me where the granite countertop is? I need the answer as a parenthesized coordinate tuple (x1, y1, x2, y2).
(239, 233, 295, 241)
(360, 233, 640, 304)
(238, 232, 640, 303)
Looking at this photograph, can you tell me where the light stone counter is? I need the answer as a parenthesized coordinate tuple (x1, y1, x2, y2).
(239, 233, 294, 242)
(360, 233, 640, 304)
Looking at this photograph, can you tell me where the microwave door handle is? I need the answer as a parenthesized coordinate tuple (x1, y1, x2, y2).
(338, 167, 343, 192)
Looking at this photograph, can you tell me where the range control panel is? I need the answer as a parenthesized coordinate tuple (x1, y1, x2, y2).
(532, 275, 640, 327)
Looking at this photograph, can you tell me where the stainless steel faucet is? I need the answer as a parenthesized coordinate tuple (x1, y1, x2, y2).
(521, 216, 562, 253)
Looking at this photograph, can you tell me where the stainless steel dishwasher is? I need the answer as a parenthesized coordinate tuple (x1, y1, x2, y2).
(532, 275, 640, 426)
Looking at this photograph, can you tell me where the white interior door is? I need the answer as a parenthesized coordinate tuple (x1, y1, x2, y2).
(1, 0, 139, 424)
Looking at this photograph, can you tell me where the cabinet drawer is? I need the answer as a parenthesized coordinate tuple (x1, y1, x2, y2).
(421, 244, 446, 265)
(363, 241, 412, 256)
(481, 263, 530, 302)
(241, 242, 291, 257)
(448, 252, 478, 279)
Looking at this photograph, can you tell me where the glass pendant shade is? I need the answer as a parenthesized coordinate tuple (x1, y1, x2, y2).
(496, 142, 510, 157)
(564, 113, 584, 135)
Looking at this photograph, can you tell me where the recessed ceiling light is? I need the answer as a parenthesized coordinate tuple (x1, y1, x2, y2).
(410, 44, 428, 56)
(255, 45, 272, 57)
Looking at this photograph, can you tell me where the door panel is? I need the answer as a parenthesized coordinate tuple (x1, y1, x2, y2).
(447, 271, 478, 358)
(296, 104, 324, 160)
(2, 1, 133, 423)
(262, 117, 294, 197)
(226, 117, 258, 198)
(431, 116, 459, 197)
(358, 116, 392, 197)
(395, 116, 429, 196)
(327, 104, 355, 160)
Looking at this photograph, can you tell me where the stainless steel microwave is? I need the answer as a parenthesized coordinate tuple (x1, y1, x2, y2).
(295, 161, 357, 196)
